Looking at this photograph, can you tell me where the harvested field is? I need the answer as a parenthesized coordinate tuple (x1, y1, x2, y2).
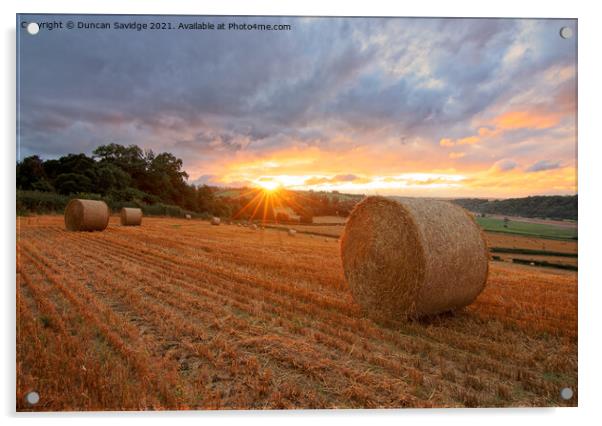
(271, 224, 577, 256)
(486, 214, 577, 229)
(492, 254, 577, 268)
(486, 233, 577, 254)
(268, 223, 344, 237)
(313, 216, 347, 224)
(17, 216, 577, 411)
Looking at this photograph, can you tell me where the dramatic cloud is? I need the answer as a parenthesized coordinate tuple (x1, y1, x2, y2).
(17, 15, 577, 197)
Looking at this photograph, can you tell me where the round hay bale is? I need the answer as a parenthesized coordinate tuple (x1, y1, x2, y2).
(288, 229, 297, 237)
(211, 217, 221, 226)
(120, 207, 142, 226)
(251, 224, 258, 230)
(64, 199, 110, 232)
(340, 196, 488, 322)
(185, 214, 192, 220)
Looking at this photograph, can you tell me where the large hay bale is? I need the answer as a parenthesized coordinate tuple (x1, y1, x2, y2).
(340, 196, 488, 322)
(64, 199, 110, 232)
(120, 207, 142, 226)
(211, 217, 221, 226)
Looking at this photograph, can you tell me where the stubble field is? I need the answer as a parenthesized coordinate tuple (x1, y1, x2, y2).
(17, 216, 577, 410)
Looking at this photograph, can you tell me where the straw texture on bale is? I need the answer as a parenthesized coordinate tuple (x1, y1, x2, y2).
(340, 196, 488, 322)
(211, 217, 221, 225)
(120, 207, 142, 226)
(64, 199, 110, 232)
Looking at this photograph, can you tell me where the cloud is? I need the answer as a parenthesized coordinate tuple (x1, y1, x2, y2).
(16, 15, 577, 197)
(303, 174, 362, 186)
(493, 110, 562, 130)
(439, 135, 480, 148)
(526, 160, 562, 172)
(457, 136, 480, 145)
(332, 174, 358, 182)
(191, 174, 219, 186)
(491, 159, 518, 172)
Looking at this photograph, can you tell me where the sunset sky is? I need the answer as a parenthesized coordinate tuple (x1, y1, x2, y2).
(17, 15, 577, 198)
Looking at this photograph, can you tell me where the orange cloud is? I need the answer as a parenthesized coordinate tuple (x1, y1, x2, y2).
(477, 126, 502, 138)
(440, 108, 565, 154)
(457, 136, 480, 145)
(186, 136, 575, 198)
(439, 135, 480, 148)
(493, 110, 561, 130)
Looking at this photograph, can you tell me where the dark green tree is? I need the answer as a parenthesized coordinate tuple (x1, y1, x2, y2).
(54, 172, 93, 195)
(16, 155, 52, 190)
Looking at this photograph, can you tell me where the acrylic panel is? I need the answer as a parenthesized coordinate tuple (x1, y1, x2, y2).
(16, 14, 577, 411)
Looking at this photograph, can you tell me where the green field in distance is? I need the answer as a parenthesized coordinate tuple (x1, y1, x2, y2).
(475, 217, 577, 240)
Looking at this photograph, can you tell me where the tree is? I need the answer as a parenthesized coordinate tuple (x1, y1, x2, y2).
(17, 155, 50, 190)
(93, 143, 148, 187)
(95, 163, 131, 195)
(146, 152, 189, 203)
(17, 142, 235, 216)
(196, 185, 216, 213)
(54, 173, 93, 195)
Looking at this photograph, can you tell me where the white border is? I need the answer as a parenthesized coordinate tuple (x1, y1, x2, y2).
(3, 1, 601, 425)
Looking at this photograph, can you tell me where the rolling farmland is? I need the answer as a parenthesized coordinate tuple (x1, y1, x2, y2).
(17, 216, 577, 410)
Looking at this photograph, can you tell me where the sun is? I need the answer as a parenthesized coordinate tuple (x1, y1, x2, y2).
(256, 180, 281, 192)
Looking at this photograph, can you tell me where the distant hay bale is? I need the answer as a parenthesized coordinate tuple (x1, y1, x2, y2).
(185, 214, 192, 220)
(251, 224, 258, 230)
(120, 207, 142, 226)
(340, 196, 488, 322)
(211, 217, 221, 226)
(288, 229, 297, 236)
(64, 199, 110, 232)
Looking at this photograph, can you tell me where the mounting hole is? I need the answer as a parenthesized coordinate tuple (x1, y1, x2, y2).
(25, 391, 40, 405)
(26, 22, 40, 35)
(560, 387, 573, 400)
(559, 27, 573, 39)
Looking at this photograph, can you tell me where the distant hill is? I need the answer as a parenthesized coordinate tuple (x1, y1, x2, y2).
(215, 189, 577, 221)
(452, 195, 577, 221)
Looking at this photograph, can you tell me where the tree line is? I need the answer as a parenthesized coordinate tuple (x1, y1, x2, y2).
(16, 143, 228, 216)
(452, 195, 577, 220)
